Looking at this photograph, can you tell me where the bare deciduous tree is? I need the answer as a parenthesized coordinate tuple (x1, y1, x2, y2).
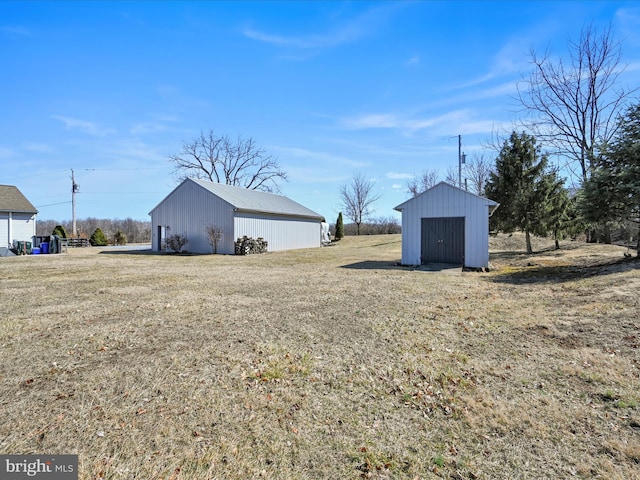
(407, 169, 439, 196)
(340, 173, 381, 235)
(517, 24, 637, 183)
(206, 224, 224, 254)
(169, 129, 287, 192)
(463, 154, 494, 196)
(444, 166, 458, 187)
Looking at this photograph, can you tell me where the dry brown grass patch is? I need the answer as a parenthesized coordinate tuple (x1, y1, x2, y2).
(1, 234, 639, 479)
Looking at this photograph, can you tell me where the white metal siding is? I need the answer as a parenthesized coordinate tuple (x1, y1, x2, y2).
(0, 212, 36, 248)
(150, 181, 235, 254)
(234, 214, 320, 252)
(0, 213, 8, 248)
(151, 179, 323, 254)
(398, 184, 493, 268)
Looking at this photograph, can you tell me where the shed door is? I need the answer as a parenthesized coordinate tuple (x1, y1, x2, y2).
(421, 217, 465, 265)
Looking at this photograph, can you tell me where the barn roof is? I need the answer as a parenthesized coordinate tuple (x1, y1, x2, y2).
(0, 185, 38, 214)
(394, 181, 498, 212)
(170, 178, 324, 220)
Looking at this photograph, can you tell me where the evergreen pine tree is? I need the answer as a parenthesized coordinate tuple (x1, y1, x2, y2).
(52, 225, 67, 238)
(486, 131, 570, 253)
(89, 228, 108, 246)
(580, 103, 640, 254)
(335, 212, 344, 240)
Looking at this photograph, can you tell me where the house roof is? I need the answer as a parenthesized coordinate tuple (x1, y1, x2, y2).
(0, 185, 38, 214)
(394, 181, 499, 212)
(154, 178, 324, 220)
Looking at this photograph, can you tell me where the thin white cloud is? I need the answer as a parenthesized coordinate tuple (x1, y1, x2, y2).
(51, 115, 115, 136)
(455, 38, 529, 90)
(23, 143, 54, 153)
(386, 171, 413, 180)
(272, 145, 369, 169)
(1, 26, 31, 37)
(405, 55, 420, 67)
(326, 138, 443, 159)
(391, 184, 404, 190)
(284, 165, 351, 184)
(130, 122, 168, 135)
(105, 140, 168, 163)
(242, 3, 404, 50)
(616, 6, 640, 35)
(340, 109, 509, 138)
(156, 84, 180, 96)
(0, 147, 16, 158)
(340, 113, 402, 130)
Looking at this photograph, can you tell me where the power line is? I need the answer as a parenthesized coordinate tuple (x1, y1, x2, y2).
(36, 201, 72, 208)
(83, 167, 167, 172)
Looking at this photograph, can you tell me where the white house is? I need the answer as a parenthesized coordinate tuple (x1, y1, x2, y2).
(394, 182, 499, 269)
(0, 185, 37, 251)
(149, 178, 325, 254)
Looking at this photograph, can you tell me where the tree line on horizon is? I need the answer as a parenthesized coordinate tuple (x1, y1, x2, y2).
(36, 218, 151, 245)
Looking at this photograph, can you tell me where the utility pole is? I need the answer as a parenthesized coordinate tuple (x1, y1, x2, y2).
(71, 169, 79, 237)
(458, 135, 466, 189)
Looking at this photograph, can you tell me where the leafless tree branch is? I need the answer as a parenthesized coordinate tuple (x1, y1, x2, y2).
(169, 129, 287, 192)
(515, 23, 637, 184)
(407, 169, 439, 196)
(340, 173, 382, 235)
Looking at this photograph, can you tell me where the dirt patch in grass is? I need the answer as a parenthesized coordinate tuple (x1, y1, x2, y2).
(1, 234, 639, 479)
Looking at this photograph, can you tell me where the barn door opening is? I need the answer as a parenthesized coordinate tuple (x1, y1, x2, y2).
(157, 225, 163, 251)
(421, 217, 465, 265)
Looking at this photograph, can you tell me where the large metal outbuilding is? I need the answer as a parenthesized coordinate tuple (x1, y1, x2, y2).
(394, 182, 499, 269)
(0, 185, 37, 251)
(149, 178, 324, 254)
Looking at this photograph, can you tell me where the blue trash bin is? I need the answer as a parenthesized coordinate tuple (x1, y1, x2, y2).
(41, 242, 49, 254)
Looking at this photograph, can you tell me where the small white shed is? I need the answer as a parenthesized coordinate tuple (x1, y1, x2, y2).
(0, 185, 37, 251)
(394, 182, 499, 268)
(149, 178, 324, 254)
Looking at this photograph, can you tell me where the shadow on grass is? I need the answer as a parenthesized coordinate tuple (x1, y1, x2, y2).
(490, 257, 639, 284)
(98, 248, 211, 256)
(341, 260, 408, 271)
(490, 243, 586, 261)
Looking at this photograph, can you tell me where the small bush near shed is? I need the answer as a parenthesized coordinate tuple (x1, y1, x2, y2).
(165, 233, 189, 253)
(89, 228, 108, 246)
(114, 230, 127, 245)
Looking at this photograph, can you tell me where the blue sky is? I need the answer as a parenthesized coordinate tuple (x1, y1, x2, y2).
(2, 1, 640, 224)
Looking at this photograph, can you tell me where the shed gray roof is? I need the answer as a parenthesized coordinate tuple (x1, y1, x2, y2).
(394, 181, 498, 212)
(188, 178, 323, 220)
(0, 185, 38, 214)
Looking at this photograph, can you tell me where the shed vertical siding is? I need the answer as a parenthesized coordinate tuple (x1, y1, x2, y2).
(235, 213, 320, 251)
(0, 212, 36, 248)
(397, 183, 495, 268)
(150, 179, 323, 255)
(151, 181, 235, 254)
(0, 213, 8, 248)
(11, 213, 37, 246)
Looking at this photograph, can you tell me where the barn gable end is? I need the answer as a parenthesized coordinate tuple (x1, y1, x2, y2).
(394, 182, 498, 268)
